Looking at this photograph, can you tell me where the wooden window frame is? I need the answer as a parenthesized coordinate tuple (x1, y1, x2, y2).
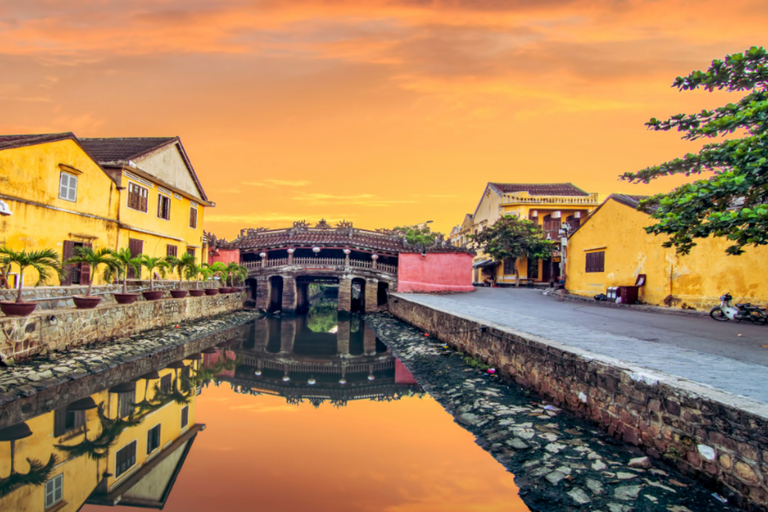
(166, 245, 178, 257)
(186, 247, 196, 258)
(54, 408, 85, 437)
(115, 440, 137, 478)
(157, 194, 171, 220)
(58, 172, 77, 202)
(147, 424, 161, 454)
(127, 182, 149, 213)
(44, 473, 64, 509)
(189, 205, 198, 229)
(585, 251, 605, 273)
(180, 405, 189, 429)
(503, 258, 516, 276)
(117, 390, 136, 418)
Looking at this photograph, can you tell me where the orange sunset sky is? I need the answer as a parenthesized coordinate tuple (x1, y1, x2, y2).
(1, 0, 765, 238)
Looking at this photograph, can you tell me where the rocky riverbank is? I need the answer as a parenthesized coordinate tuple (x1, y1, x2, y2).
(367, 312, 740, 512)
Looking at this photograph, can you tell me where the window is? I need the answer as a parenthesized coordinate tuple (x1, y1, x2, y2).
(181, 405, 189, 429)
(585, 251, 605, 273)
(115, 441, 137, 478)
(189, 204, 198, 229)
(503, 258, 516, 275)
(160, 374, 172, 393)
(59, 172, 77, 202)
(186, 247, 195, 258)
(166, 244, 177, 257)
(127, 182, 148, 212)
(54, 408, 85, 437)
(45, 474, 63, 509)
(147, 424, 161, 454)
(157, 194, 171, 220)
(117, 390, 135, 418)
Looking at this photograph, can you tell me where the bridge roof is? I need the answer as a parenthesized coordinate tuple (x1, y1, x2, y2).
(220, 222, 472, 254)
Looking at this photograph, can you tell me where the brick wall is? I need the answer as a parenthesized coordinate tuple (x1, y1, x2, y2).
(0, 292, 245, 363)
(389, 296, 768, 511)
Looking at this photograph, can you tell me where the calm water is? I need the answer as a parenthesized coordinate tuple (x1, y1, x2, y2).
(0, 305, 527, 512)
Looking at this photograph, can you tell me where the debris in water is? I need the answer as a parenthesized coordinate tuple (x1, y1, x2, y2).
(712, 493, 728, 504)
(487, 368, 496, 374)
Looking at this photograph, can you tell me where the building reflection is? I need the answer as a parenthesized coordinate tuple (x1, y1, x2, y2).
(0, 357, 206, 511)
(216, 315, 422, 408)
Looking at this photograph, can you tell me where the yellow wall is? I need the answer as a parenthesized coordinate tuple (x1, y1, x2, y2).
(566, 198, 768, 310)
(0, 365, 198, 511)
(0, 139, 120, 286)
(118, 171, 207, 273)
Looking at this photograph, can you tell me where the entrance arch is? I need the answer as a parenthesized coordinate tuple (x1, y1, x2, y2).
(351, 278, 366, 313)
(269, 276, 283, 312)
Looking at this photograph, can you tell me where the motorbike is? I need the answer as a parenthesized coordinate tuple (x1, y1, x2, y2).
(710, 293, 767, 324)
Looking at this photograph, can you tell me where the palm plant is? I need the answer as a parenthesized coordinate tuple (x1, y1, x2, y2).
(165, 252, 196, 290)
(207, 261, 228, 288)
(225, 262, 241, 287)
(232, 264, 248, 288)
(105, 248, 142, 294)
(138, 255, 169, 291)
(0, 247, 62, 303)
(65, 247, 119, 297)
(185, 262, 207, 290)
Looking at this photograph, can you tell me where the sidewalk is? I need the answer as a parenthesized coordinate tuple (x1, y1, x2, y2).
(393, 288, 768, 404)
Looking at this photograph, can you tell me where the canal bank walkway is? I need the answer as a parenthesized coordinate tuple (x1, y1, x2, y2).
(393, 288, 768, 405)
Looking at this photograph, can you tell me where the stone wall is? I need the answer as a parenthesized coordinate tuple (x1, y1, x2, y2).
(388, 296, 768, 512)
(0, 291, 245, 363)
(0, 280, 218, 311)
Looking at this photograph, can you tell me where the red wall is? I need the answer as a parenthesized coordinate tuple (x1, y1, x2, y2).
(208, 248, 240, 265)
(397, 252, 474, 293)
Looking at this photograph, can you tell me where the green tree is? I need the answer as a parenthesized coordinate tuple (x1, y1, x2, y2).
(207, 261, 228, 288)
(394, 225, 437, 250)
(65, 247, 119, 297)
(470, 215, 554, 286)
(621, 46, 768, 255)
(0, 247, 62, 303)
(138, 255, 169, 291)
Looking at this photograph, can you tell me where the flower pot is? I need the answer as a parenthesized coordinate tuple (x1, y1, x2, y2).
(189, 289, 206, 297)
(73, 296, 102, 309)
(0, 301, 38, 317)
(143, 291, 164, 301)
(114, 293, 138, 305)
(170, 290, 188, 299)
(204, 289, 219, 296)
(219, 287, 230, 293)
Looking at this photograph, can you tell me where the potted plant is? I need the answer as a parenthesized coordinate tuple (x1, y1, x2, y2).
(138, 255, 169, 300)
(0, 247, 62, 316)
(65, 247, 119, 309)
(186, 263, 206, 296)
(165, 253, 195, 299)
(202, 264, 219, 295)
(208, 262, 228, 292)
(107, 248, 142, 304)
(231, 264, 248, 292)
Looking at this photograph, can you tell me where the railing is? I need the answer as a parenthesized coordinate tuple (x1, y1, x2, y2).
(243, 257, 398, 275)
(501, 193, 600, 205)
(252, 359, 395, 374)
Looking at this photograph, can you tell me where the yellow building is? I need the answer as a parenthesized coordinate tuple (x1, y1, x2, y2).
(79, 137, 214, 276)
(450, 213, 473, 247)
(0, 363, 201, 511)
(0, 134, 214, 287)
(471, 183, 600, 285)
(0, 133, 121, 287)
(566, 194, 768, 310)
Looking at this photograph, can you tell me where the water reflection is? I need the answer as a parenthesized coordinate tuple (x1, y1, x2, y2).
(219, 315, 422, 408)
(0, 356, 208, 511)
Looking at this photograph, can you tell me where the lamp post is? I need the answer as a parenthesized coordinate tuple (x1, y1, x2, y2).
(558, 222, 571, 280)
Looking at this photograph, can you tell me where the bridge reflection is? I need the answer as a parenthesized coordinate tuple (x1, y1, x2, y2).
(215, 315, 422, 408)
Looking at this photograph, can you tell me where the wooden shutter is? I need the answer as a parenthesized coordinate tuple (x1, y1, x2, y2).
(61, 241, 75, 286)
(128, 239, 143, 279)
(189, 207, 197, 229)
(79, 242, 92, 285)
(166, 245, 177, 257)
(186, 247, 195, 258)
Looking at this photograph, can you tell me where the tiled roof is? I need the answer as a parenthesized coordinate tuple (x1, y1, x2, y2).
(489, 182, 590, 196)
(0, 133, 76, 151)
(224, 228, 469, 254)
(609, 194, 650, 209)
(78, 137, 177, 163)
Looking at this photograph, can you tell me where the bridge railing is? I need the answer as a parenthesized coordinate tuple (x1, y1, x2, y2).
(242, 257, 398, 275)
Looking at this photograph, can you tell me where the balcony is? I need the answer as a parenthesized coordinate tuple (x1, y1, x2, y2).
(501, 192, 600, 206)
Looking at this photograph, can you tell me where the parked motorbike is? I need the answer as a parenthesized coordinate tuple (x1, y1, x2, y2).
(710, 293, 768, 324)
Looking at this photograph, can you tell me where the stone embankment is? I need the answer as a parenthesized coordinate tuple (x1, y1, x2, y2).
(0, 291, 245, 363)
(0, 309, 261, 429)
(385, 295, 768, 512)
(0, 281, 219, 311)
(368, 313, 740, 512)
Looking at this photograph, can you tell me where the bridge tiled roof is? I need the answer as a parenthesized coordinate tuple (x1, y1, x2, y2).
(221, 227, 471, 254)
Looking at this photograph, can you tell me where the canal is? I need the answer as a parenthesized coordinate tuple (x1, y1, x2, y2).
(0, 302, 526, 512)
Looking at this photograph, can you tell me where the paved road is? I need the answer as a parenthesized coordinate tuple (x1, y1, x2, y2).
(395, 288, 768, 404)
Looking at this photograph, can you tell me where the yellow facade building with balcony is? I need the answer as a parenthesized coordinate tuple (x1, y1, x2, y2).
(471, 183, 601, 285)
(0, 134, 214, 287)
(0, 363, 202, 511)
